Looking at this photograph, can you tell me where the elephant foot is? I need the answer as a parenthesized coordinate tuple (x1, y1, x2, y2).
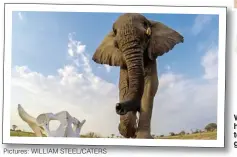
(136, 131, 153, 139)
(118, 123, 136, 138)
(116, 99, 140, 115)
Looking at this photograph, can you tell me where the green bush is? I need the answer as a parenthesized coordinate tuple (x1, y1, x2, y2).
(169, 132, 175, 136)
(205, 123, 217, 132)
(179, 130, 185, 135)
(81, 132, 101, 138)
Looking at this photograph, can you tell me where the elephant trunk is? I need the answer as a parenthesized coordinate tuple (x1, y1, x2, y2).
(116, 29, 144, 115)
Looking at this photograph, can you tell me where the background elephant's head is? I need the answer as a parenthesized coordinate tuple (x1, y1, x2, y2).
(92, 13, 184, 108)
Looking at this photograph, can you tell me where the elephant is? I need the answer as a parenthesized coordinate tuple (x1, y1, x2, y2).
(92, 13, 184, 138)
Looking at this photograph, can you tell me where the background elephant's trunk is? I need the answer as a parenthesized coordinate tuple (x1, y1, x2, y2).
(116, 28, 145, 115)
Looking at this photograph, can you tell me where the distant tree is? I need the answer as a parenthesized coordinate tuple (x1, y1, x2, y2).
(85, 132, 100, 138)
(111, 134, 115, 138)
(169, 132, 175, 136)
(199, 130, 204, 133)
(12, 125, 17, 131)
(80, 134, 87, 138)
(160, 135, 164, 137)
(193, 129, 199, 134)
(179, 130, 185, 136)
(88, 132, 95, 137)
(205, 123, 217, 132)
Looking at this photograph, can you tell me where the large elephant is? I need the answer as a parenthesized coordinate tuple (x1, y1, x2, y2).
(92, 13, 184, 138)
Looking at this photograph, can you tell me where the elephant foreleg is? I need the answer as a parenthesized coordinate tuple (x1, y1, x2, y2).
(136, 61, 158, 139)
(118, 68, 138, 138)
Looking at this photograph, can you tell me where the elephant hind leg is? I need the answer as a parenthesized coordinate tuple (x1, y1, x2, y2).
(118, 68, 138, 138)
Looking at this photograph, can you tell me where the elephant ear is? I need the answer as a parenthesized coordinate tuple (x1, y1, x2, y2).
(147, 20, 184, 60)
(92, 31, 125, 67)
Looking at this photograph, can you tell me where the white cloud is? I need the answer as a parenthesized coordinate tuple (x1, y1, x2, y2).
(68, 49, 74, 57)
(152, 71, 217, 135)
(68, 33, 86, 56)
(150, 44, 218, 135)
(10, 33, 218, 137)
(67, 33, 92, 74)
(77, 44, 86, 54)
(18, 12, 23, 20)
(11, 34, 120, 137)
(196, 29, 218, 53)
(11, 64, 120, 136)
(104, 65, 111, 73)
(201, 46, 218, 80)
(191, 15, 213, 36)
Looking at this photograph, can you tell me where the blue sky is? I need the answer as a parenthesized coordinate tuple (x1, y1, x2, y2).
(10, 11, 219, 136)
(12, 11, 219, 84)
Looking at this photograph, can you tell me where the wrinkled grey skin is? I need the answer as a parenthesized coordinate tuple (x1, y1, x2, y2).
(92, 13, 184, 138)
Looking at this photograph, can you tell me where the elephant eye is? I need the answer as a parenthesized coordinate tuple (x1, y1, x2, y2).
(114, 40, 118, 48)
(143, 21, 148, 28)
(143, 20, 151, 29)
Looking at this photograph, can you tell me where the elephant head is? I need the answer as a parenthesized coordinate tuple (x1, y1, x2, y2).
(92, 13, 183, 115)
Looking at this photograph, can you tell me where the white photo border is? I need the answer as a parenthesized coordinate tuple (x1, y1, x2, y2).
(2, 3, 227, 147)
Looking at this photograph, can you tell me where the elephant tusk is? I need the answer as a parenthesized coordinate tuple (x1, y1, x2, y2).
(146, 27, 151, 36)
